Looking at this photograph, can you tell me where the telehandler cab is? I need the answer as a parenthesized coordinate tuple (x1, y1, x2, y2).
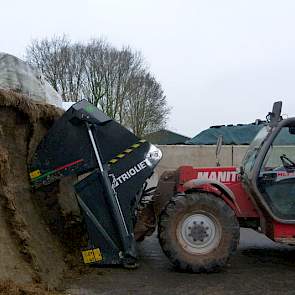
(30, 100, 295, 272)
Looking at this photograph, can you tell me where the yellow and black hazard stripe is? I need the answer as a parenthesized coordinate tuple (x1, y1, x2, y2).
(108, 139, 146, 165)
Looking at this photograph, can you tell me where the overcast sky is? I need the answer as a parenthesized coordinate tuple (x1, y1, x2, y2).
(2, 0, 295, 137)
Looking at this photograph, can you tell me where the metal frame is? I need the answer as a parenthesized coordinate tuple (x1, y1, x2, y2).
(85, 123, 137, 259)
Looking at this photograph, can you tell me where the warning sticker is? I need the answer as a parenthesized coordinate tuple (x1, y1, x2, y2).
(81, 248, 102, 264)
(29, 170, 41, 179)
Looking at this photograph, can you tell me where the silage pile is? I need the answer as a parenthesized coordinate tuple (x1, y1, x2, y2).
(0, 89, 85, 290)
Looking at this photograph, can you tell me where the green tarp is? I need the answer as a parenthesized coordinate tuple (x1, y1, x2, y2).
(186, 124, 264, 145)
(273, 127, 295, 145)
(186, 123, 295, 145)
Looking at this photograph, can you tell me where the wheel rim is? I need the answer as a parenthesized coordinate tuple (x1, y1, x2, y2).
(176, 212, 221, 255)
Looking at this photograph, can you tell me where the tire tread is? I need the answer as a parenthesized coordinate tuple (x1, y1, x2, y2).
(158, 192, 240, 272)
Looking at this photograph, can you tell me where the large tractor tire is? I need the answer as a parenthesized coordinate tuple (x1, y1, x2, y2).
(158, 192, 239, 272)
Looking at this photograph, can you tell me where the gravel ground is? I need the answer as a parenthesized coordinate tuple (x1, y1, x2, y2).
(65, 228, 295, 295)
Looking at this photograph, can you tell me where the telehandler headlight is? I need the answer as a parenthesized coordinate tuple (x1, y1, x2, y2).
(145, 144, 162, 167)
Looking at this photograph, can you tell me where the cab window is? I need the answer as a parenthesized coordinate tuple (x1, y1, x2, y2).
(258, 126, 295, 220)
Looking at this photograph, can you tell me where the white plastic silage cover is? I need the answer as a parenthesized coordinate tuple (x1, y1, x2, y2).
(0, 52, 62, 108)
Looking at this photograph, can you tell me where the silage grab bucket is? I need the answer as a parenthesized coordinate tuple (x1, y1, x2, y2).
(29, 100, 162, 267)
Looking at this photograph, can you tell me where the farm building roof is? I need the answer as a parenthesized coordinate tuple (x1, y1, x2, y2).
(144, 129, 190, 145)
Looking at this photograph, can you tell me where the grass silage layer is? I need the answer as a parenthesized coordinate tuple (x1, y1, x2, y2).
(0, 89, 86, 291)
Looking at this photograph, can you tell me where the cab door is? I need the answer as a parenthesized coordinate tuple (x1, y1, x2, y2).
(257, 126, 295, 220)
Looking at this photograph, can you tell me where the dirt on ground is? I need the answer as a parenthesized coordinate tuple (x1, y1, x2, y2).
(0, 89, 86, 293)
(0, 280, 63, 295)
(64, 229, 295, 295)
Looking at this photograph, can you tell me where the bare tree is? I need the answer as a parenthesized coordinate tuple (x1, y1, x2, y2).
(63, 44, 85, 101)
(83, 41, 144, 123)
(83, 39, 108, 107)
(25, 37, 170, 136)
(124, 72, 170, 136)
(26, 36, 85, 101)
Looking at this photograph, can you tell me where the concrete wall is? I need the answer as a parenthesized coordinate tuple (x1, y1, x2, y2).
(149, 145, 248, 186)
(157, 144, 248, 172)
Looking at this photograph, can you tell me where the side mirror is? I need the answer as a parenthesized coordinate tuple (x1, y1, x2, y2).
(216, 135, 223, 167)
(268, 101, 282, 126)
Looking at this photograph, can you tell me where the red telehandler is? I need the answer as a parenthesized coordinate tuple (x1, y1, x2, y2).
(138, 101, 295, 272)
